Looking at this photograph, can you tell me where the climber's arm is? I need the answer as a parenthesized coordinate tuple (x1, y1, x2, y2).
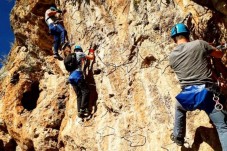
(210, 48, 224, 58)
(47, 10, 58, 17)
(86, 49, 95, 60)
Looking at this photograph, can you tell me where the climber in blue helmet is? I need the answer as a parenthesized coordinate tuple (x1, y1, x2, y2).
(45, 4, 68, 60)
(62, 44, 95, 118)
(170, 23, 190, 39)
(74, 45, 83, 52)
(169, 23, 227, 149)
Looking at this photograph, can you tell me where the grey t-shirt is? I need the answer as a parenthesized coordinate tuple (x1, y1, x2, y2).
(75, 52, 86, 71)
(169, 40, 214, 88)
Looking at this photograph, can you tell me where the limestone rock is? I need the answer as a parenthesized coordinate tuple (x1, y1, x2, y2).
(0, 0, 226, 150)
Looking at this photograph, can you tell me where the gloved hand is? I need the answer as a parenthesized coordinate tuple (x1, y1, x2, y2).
(62, 9, 67, 15)
(89, 49, 95, 53)
(90, 43, 98, 51)
(57, 9, 63, 13)
(54, 20, 63, 24)
(66, 79, 70, 85)
(216, 43, 227, 52)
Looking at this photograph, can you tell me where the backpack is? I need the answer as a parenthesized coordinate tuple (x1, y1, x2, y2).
(63, 53, 78, 72)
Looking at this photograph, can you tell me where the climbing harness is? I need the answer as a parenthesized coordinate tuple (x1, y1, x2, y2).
(213, 93, 223, 111)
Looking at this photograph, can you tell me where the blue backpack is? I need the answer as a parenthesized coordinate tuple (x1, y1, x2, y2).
(175, 85, 208, 111)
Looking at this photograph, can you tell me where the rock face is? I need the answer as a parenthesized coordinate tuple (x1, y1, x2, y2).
(0, 0, 226, 150)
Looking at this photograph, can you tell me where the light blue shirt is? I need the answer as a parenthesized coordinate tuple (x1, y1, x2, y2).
(68, 52, 86, 84)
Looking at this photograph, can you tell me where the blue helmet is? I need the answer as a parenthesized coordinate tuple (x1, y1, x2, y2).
(50, 6, 57, 11)
(170, 23, 190, 38)
(74, 45, 83, 52)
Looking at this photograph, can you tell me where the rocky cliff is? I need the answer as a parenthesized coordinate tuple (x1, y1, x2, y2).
(0, 0, 226, 151)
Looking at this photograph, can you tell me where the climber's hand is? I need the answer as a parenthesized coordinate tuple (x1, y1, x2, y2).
(54, 20, 63, 24)
(90, 43, 98, 51)
(57, 9, 63, 13)
(66, 79, 70, 85)
(217, 43, 227, 52)
(62, 9, 67, 15)
(89, 49, 95, 53)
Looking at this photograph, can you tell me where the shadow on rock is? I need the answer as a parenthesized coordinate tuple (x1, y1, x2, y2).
(84, 58, 98, 118)
(181, 126, 222, 151)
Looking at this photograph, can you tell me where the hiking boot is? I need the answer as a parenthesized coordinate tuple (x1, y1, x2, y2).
(53, 54, 63, 60)
(77, 111, 83, 118)
(170, 133, 184, 146)
(80, 108, 90, 117)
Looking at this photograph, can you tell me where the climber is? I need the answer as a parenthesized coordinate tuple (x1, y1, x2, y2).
(45, 4, 67, 60)
(62, 43, 95, 118)
(10, 71, 19, 84)
(169, 23, 227, 149)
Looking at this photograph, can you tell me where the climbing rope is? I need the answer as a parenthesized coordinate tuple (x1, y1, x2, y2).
(88, 37, 171, 76)
(122, 134, 146, 147)
(96, 125, 148, 147)
(181, 12, 192, 23)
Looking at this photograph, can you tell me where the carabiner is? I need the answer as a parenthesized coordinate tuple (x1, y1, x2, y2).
(213, 95, 219, 102)
(215, 102, 223, 111)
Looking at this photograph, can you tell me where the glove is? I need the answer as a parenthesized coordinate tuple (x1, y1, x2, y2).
(217, 43, 227, 52)
(57, 9, 63, 13)
(89, 49, 95, 53)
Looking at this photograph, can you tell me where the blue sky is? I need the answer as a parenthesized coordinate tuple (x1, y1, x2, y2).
(0, 0, 15, 67)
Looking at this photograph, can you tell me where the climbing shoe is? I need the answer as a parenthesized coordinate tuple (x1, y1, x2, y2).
(53, 54, 63, 60)
(170, 133, 184, 146)
(77, 111, 83, 118)
(80, 108, 90, 117)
